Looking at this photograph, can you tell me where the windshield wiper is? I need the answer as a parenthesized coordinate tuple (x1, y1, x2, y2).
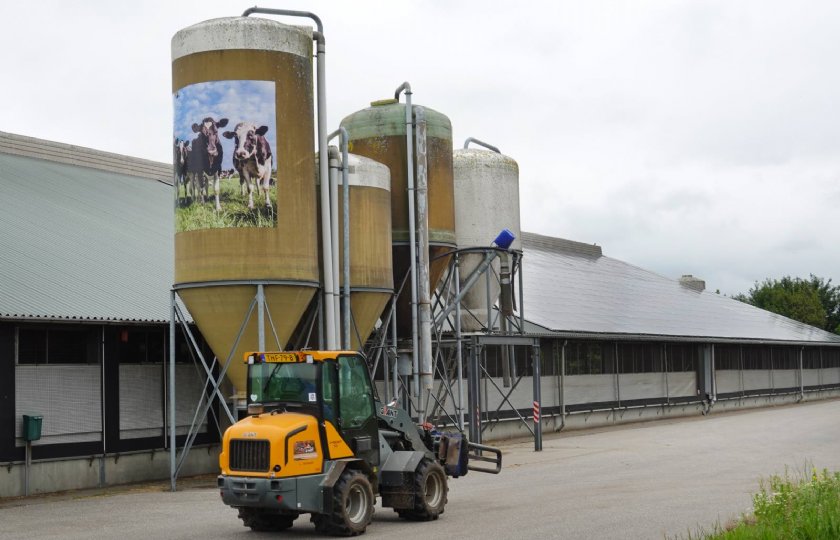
(262, 364, 282, 395)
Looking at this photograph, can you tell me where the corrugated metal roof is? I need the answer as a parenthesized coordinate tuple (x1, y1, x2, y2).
(521, 232, 840, 344)
(0, 132, 176, 323)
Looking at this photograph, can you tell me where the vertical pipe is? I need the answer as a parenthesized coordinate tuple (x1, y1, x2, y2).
(560, 340, 567, 430)
(414, 106, 433, 422)
(711, 344, 717, 402)
(517, 253, 525, 333)
(532, 344, 543, 452)
(614, 342, 621, 406)
(664, 343, 670, 405)
(391, 302, 399, 401)
(468, 339, 481, 444)
(740, 345, 744, 398)
(799, 347, 804, 399)
(25, 442, 30, 496)
(769, 347, 774, 393)
(169, 290, 177, 492)
(340, 128, 351, 350)
(485, 266, 493, 331)
(394, 83, 419, 410)
(454, 254, 464, 430)
(256, 284, 266, 352)
(328, 147, 341, 346)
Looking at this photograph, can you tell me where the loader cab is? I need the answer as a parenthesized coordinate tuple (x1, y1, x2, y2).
(245, 352, 379, 467)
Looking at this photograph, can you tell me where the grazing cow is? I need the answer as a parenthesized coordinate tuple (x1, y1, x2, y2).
(187, 117, 228, 211)
(223, 123, 274, 210)
(173, 138, 191, 201)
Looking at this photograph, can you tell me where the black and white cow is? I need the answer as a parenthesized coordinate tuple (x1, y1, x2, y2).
(187, 117, 228, 211)
(173, 138, 191, 201)
(223, 122, 273, 210)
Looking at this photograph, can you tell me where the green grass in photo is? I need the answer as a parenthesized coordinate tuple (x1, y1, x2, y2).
(175, 174, 277, 232)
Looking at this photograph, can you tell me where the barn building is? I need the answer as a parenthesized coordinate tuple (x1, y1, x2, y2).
(1, 130, 838, 497)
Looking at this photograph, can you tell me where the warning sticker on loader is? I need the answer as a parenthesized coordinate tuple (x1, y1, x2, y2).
(294, 440, 317, 460)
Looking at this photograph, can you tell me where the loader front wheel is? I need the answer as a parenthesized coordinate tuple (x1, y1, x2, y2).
(313, 469, 374, 536)
(397, 459, 448, 521)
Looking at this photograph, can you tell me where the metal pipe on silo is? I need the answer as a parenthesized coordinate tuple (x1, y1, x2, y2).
(328, 128, 352, 350)
(340, 128, 351, 350)
(454, 254, 465, 430)
(328, 146, 342, 345)
(395, 82, 420, 407)
(414, 106, 433, 420)
(243, 7, 337, 349)
(169, 290, 176, 492)
(463, 137, 501, 154)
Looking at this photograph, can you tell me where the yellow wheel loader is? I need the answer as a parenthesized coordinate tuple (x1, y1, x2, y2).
(218, 351, 501, 536)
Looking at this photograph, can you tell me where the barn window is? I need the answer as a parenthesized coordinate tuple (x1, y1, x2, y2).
(666, 344, 698, 372)
(16, 326, 99, 364)
(714, 346, 740, 370)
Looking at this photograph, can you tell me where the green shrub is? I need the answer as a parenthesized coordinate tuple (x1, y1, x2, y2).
(690, 469, 840, 540)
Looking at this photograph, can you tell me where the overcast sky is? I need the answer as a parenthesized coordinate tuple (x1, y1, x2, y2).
(1, 0, 837, 296)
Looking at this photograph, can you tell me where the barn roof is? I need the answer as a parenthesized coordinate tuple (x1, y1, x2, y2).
(521, 232, 840, 344)
(2, 130, 838, 344)
(0, 131, 176, 323)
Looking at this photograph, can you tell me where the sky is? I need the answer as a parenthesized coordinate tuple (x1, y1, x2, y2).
(174, 80, 277, 171)
(1, 0, 837, 297)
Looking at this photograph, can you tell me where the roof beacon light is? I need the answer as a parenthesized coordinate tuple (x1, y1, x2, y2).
(493, 229, 516, 250)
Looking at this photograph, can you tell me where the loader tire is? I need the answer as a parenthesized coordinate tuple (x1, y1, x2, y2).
(312, 469, 374, 536)
(396, 459, 448, 521)
(237, 507, 296, 531)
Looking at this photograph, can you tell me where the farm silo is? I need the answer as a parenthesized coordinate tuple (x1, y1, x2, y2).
(318, 152, 393, 349)
(340, 100, 456, 335)
(453, 145, 521, 330)
(171, 17, 318, 399)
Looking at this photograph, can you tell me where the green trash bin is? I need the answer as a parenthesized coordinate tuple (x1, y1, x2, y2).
(22, 415, 42, 442)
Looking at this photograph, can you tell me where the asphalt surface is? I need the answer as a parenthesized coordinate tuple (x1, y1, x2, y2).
(2, 399, 839, 540)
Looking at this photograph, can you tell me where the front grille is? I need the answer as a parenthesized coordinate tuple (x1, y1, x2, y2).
(229, 439, 270, 472)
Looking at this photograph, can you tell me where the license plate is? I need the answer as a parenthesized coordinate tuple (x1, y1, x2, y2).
(263, 352, 299, 363)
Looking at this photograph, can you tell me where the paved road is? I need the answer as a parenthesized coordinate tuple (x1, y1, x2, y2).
(2, 399, 839, 540)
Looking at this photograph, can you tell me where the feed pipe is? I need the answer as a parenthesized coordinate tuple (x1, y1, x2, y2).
(463, 137, 501, 154)
(243, 7, 336, 349)
(328, 146, 342, 344)
(414, 106, 433, 421)
(328, 127, 352, 350)
(395, 82, 420, 405)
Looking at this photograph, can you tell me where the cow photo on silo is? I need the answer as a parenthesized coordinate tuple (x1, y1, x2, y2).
(172, 80, 277, 232)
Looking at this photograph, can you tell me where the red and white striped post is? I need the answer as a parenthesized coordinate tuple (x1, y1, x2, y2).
(532, 345, 542, 451)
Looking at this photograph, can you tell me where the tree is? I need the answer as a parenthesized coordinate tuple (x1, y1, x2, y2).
(806, 275, 840, 335)
(735, 276, 839, 333)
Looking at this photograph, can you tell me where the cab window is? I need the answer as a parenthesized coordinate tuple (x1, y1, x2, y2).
(337, 355, 374, 429)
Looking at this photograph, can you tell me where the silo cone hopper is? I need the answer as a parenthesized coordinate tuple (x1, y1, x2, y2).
(178, 286, 315, 395)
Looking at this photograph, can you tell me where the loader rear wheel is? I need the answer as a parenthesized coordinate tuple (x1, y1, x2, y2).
(313, 469, 374, 536)
(237, 507, 296, 531)
(396, 459, 448, 521)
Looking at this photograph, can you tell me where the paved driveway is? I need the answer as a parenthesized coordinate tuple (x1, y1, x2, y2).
(2, 399, 838, 540)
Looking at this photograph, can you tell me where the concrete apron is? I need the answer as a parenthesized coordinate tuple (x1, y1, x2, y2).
(0, 445, 220, 499)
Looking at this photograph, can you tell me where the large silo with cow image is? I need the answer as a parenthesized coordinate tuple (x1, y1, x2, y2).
(171, 16, 318, 401)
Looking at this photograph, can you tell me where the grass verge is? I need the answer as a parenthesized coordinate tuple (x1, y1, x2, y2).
(684, 469, 840, 539)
